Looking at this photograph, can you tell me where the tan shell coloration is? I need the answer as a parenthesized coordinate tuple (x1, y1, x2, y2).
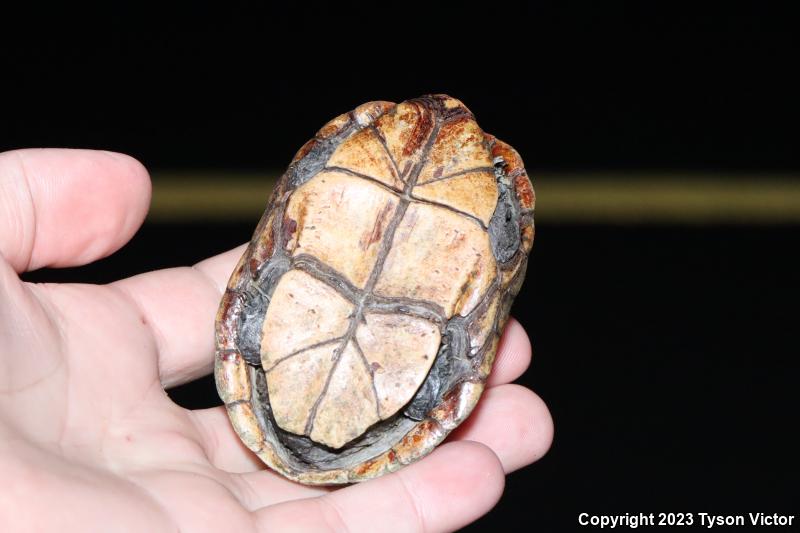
(215, 95, 535, 484)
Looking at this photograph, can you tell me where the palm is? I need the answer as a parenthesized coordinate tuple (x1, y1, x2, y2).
(0, 149, 552, 532)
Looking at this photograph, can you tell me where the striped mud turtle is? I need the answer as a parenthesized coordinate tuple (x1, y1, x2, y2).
(215, 94, 535, 484)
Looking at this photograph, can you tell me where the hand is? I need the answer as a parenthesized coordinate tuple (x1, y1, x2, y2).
(0, 149, 553, 532)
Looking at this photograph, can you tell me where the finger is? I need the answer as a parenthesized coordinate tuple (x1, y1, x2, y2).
(192, 387, 547, 504)
(188, 407, 330, 510)
(233, 469, 331, 509)
(192, 384, 553, 477)
(188, 407, 330, 508)
(254, 441, 504, 533)
(190, 405, 331, 503)
(189, 406, 271, 474)
(0, 148, 151, 273)
(112, 245, 246, 388)
(449, 384, 553, 473)
(487, 317, 533, 387)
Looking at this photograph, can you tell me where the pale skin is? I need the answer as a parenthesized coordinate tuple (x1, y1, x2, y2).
(0, 149, 554, 532)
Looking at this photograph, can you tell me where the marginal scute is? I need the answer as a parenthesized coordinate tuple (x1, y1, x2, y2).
(316, 112, 352, 139)
(261, 269, 352, 363)
(249, 212, 276, 271)
(374, 203, 495, 317)
(514, 172, 536, 212)
(227, 401, 265, 453)
(521, 224, 535, 254)
(491, 135, 536, 212)
(292, 138, 318, 164)
(283, 171, 400, 287)
(478, 334, 501, 380)
(215, 290, 243, 351)
(429, 380, 485, 431)
(217, 243, 251, 338)
(392, 419, 444, 465)
(215, 351, 251, 404)
(467, 294, 501, 354)
(442, 95, 470, 110)
(500, 250, 528, 290)
(353, 101, 395, 127)
(351, 451, 394, 480)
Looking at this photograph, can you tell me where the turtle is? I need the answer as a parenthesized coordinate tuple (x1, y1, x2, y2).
(215, 94, 535, 485)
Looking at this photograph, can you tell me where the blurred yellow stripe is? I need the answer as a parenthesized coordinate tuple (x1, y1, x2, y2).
(148, 172, 800, 224)
(149, 173, 274, 221)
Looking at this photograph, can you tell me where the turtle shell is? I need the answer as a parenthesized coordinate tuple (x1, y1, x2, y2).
(215, 94, 535, 484)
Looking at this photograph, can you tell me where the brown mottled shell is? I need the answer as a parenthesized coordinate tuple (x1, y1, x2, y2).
(215, 95, 535, 484)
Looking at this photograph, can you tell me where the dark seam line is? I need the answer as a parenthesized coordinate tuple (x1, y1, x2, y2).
(292, 254, 362, 303)
(323, 166, 404, 195)
(303, 199, 410, 436)
(417, 166, 496, 186)
(370, 125, 403, 183)
(352, 337, 382, 420)
(290, 211, 457, 326)
(363, 295, 447, 324)
(323, 170, 487, 230)
(305, 109, 444, 437)
(264, 336, 346, 373)
(408, 194, 488, 230)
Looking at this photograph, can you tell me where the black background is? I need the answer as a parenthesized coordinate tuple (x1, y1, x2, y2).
(5, 2, 799, 531)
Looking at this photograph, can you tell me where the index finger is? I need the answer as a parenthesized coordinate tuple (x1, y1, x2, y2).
(111, 245, 246, 388)
(254, 441, 505, 532)
(0, 148, 150, 273)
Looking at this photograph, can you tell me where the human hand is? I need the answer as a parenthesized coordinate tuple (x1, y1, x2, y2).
(0, 149, 553, 532)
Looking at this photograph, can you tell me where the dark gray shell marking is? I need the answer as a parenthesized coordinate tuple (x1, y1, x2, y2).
(488, 158, 522, 263)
